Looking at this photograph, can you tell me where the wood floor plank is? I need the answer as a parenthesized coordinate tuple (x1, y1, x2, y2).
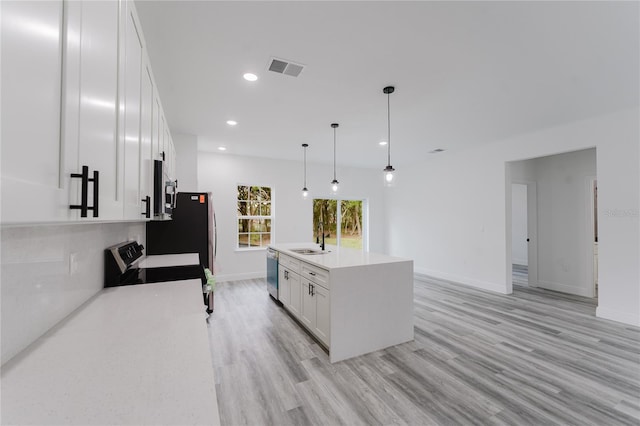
(208, 277, 640, 425)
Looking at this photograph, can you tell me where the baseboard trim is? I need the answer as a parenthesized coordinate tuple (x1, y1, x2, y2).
(537, 280, 594, 298)
(414, 268, 508, 294)
(215, 271, 265, 282)
(596, 306, 640, 327)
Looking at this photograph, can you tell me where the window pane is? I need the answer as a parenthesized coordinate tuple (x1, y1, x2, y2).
(262, 187, 271, 202)
(238, 186, 249, 201)
(250, 186, 261, 200)
(261, 202, 271, 216)
(312, 199, 338, 245)
(250, 233, 261, 247)
(340, 200, 362, 249)
(250, 219, 261, 232)
(238, 219, 250, 232)
(249, 201, 260, 215)
(238, 233, 249, 247)
(265, 219, 271, 232)
(237, 201, 248, 216)
(262, 233, 271, 246)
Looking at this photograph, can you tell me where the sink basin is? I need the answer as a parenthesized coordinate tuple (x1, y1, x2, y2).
(289, 248, 329, 255)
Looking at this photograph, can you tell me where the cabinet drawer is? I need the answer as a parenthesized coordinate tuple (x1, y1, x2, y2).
(301, 262, 329, 289)
(279, 253, 301, 274)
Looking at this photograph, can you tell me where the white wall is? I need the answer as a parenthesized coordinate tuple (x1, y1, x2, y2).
(511, 184, 528, 266)
(386, 107, 639, 326)
(1, 222, 145, 364)
(174, 133, 198, 192)
(197, 152, 386, 281)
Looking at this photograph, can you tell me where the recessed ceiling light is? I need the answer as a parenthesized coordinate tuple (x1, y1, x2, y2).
(218, 146, 227, 151)
(226, 120, 237, 126)
(379, 141, 388, 146)
(243, 73, 258, 82)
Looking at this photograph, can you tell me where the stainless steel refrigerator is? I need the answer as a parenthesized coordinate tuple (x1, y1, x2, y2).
(146, 192, 216, 272)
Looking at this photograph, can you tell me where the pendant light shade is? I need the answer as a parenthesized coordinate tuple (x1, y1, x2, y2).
(330, 123, 339, 193)
(383, 86, 396, 187)
(301, 143, 309, 199)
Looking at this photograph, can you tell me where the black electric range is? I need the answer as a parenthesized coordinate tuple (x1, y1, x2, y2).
(104, 241, 205, 288)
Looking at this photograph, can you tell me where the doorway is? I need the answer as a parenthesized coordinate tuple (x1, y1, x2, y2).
(507, 148, 597, 299)
(511, 183, 529, 286)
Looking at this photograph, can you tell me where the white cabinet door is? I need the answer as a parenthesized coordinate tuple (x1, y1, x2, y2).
(1, 0, 68, 223)
(300, 280, 315, 329)
(314, 284, 330, 346)
(63, 0, 121, 221)
(152, 97, 162, 160)
(139, 59, 154, 218)
(278, 266, 290, 306)
(121, 4, 143, 220)
(288, 272, 301, 318)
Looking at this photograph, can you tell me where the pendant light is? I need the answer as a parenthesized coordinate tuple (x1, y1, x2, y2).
(383, 86, 396, 187)
(301, 143, 309, 199)
(330, 123, 339, 193)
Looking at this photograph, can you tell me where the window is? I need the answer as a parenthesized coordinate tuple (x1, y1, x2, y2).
(237, 185, 272, 249)
(313, 199, 364, 249)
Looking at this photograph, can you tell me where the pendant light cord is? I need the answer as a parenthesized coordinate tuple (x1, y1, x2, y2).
(333, 126, 337, 180)
(387, 91, 391, 167)
(304, 146, 307, 187)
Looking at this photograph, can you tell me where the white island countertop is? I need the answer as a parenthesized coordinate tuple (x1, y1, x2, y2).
(1, 280, 220, 425)
(269, 243, 411, 270)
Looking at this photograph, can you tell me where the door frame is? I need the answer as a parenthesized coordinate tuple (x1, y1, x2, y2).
(507, 180, 538, 293)
(585, 176, 598, 298)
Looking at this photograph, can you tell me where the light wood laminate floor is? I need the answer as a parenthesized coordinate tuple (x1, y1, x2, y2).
(207, 277, 640, 425)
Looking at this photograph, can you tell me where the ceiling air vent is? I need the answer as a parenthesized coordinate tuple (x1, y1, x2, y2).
(429, 148, 445, 154)
(268, 57, 305, 77)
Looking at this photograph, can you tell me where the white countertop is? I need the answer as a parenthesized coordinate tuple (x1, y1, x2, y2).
(0, 280, 220, 425)
(137, 253, 200, 268)
(269, 243, 412, 270)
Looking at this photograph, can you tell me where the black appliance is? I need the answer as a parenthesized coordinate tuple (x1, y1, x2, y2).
(153, 159, 177, 219)
(146, 192, 216, 271)
(104, 240, 205, 288)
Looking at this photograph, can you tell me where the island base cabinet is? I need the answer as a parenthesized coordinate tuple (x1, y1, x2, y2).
(314, 284, 330, 345)
(288, 272, 301, 317)
(300, 280, 330, 347)
(300, 281, 315, 330)
(277, 266, 290, 306)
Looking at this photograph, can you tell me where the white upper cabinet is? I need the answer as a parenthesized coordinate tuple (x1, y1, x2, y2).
(140, 58, 155, 219)
(0, 0, 175, 225)
(63, 0, 121, 221)
(121, 3, 143, 220)
(1, 0, 68, 223)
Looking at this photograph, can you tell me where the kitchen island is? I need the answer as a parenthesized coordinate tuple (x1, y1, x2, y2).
(269, 243, 414, 363)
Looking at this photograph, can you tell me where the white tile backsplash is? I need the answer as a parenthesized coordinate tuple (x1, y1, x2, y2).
(1, 222, 145, 365)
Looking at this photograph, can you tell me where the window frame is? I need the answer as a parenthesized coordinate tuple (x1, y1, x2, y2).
(236, 184, 273, 251)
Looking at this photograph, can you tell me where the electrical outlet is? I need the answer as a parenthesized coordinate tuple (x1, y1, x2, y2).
(69, 253, 78, 275)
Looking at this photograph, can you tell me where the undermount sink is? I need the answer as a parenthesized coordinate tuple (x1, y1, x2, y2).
(289, 248, 329, 255)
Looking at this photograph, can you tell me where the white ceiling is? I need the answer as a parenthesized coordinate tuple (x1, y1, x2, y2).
(135, 1, 638, 169)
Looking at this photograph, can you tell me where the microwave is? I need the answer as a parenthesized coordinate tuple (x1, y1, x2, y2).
(153, 159, 177, 219)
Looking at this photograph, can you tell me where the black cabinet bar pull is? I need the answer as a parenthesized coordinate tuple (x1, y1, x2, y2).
(141, 195, 151, 218)
(89, 170, 99, 217)
(70, 166, 99, 218)
(70, 165, 89, 217)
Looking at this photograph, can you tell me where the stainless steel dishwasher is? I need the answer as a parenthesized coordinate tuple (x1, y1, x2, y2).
(266, 248, 279, 299)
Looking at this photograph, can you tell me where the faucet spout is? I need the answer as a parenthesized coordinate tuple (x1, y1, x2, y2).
(319, 222, 325, 251)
